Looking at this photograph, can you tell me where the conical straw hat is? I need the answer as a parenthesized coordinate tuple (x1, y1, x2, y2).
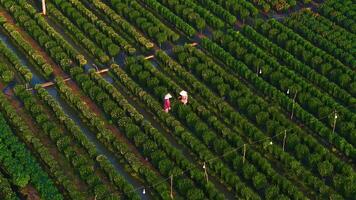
(179, 90, 187, 96)
(164, 93, 172, 99)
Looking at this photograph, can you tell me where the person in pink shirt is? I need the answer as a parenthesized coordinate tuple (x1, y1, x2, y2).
(179, 90, 188, 105)
(163, 93, 172, 112)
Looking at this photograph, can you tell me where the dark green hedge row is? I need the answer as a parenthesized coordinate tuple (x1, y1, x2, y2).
(35, 85, 141, 200)
(110, 61, 258, 199)
(257, 19, 356, 96)
(0, 93, 63, 200)
(233, 26, 356, 147)
(0, 0, 77, 72)
(155, 50, 312, 199)
(213, 0, 258, 19)
(46, 3, 110, 63)
(65, 0, 138, 53)
(54, 74, 171, 200)
(120, 55, 307, 199)
(319, 0, 356, 33)
(86, 69, 213, 199)
(203, 33, 356, 161)
(169, 45, 347, 198)
(140, 0, 196, 37)
(14, 85, 118, 200)
(155, 48, 349, 199)
(200, 38, 355, 198)
(86, 0, 152, 50)
(152, 0, 207, 30)
(193, 0, 236, 25)
(10, 0, 87, 66)
(111, 0, 179, 45)
(49, 0, 120, 57)
(285, 10, 355, 69)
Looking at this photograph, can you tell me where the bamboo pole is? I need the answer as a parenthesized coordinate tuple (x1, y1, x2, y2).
(42, 0, 46, 15)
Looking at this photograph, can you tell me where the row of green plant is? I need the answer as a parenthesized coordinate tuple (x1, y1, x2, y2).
(319, 0, 356, 33)
(284, 11, 355, 69)
(48, 0, 120, 57)
(211, 0, 258, 21)
(13, 0, 87, 66)
(247, 0, 296, 12)
(203, 33, 356, 165)
(151, 0, 207, 31)
(298, 10, 355, 49)
(234, 26, 356, 147)
(54, 74, 172, 199)
(111, 59, 262, 199)
(65, 0, 138, 53)
(0, 93, 64, 200)
(14, 85, 121, 200)
(240, 24, 355, 111)
(2, 2, 167, 198)
(0, 170, 18, 200)
(257, 19, 356, 96)
(192, 0, 236, 25)
(1, 2, 143, 199)
(155, 48, 354, 199)
(35, 85, 141, 200)
(169, 45, 347, 198)
(85, 0, 153, 50)
(84, 68, 222, 199)
(154, 50, 323, 199)
(46, 3, 110, 63)
(1, 22, 53, 78)
(139, 0, 196, 37)
(116, 55, 307, 199)
(0, 27, 32, 82)
(289, 10, 354, 63)
(1, 0, 77, 72)
(2, 1, 167, 198)
(110, 0, 179, 45)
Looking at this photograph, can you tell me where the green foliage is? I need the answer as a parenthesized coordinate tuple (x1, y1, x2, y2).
(0, 104, 63, 200)
(0, 64, 14, 83)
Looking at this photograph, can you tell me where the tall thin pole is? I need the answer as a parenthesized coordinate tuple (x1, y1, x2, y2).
(170, 175, 173, 199)
(332, 110, 337, 134)
(243, 144, 247, 164)
(291, 92, 297, 120)
(42, 0, 46, 15)
(282, 130, 287, 152)
(203, 162, 208, 183)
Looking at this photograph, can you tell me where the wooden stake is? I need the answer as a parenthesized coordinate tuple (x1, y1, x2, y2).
(243, 144, 246, 164)
(42, 0, 46, 15)
(170, 175, 174, 199)
(203, 162, 208, 183)
(282, 130, 287, 152)
(332, 111, 337, 134)
(291, 92, 297, 120)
